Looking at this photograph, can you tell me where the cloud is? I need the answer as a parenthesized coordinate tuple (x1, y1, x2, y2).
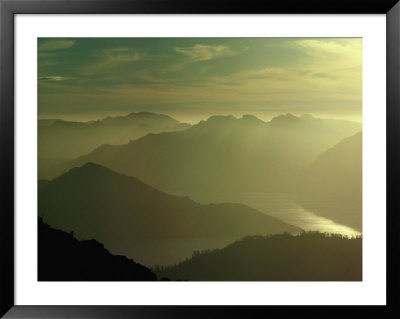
(292, 39, 362, 71)
(294, 39, 361, 56)
(101, 47, 145, 64)
(82, 47, 145, 74)
(174, 44, 242, 62)
(39, 39, 76, 52)
(38, 39, 362, 120)
(39, 76, 72, 81)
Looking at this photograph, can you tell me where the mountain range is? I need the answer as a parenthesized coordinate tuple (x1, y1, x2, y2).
(38, 112, 362, 266)
(292, 131, 362, 230)
(39, 113, 361, 195)
(39, 162, 301, 265)
(38, 111, 191, 160)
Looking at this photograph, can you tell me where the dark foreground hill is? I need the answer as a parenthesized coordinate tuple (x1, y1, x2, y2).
(155, 232, 362, 281)
(39, 163, 301, 265)
(38, 218, 157, 281)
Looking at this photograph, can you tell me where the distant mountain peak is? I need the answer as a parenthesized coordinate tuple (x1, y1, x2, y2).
(207, 115, 236, 122)
(100, 111, 180, 125)
(79, 162, 106, 170)
(65, 162, 107, 175)
(273, 113, 298, 120)
(195, 115, 237, 128)
(127, 111, 169, 118)
(269, 113, 301, 125)
(203, 114, 267, 125)
(241, 114, 258, 120)
(240, 114, 266, 125)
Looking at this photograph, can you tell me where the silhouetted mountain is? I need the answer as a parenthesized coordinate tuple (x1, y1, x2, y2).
(38, 119, 58, 127)
(38, 112, 191, 162)
(41, 114, 361, 194)
(269, 112, 302, 126)
(298, 131, 362, 198)
(155, 232, 362, 281)
(39, 163, 301, 265)
(293, 132, 362, 230)
(38, 179, 50, 190)
(39, 158, 71, 181)
(38, 217, 157, 281)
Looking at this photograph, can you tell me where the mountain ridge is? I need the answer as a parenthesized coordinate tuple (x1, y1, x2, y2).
(39, 162, 301, 265)
(40, 113, 361, 194)
(38, 111, 191, 161)
(38, 217, 157, 281)
(292, 131, 362, 231)
(155, 232, 362, 281)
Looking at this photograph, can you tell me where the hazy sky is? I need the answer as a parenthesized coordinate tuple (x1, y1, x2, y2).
(38, 38, 362, 123)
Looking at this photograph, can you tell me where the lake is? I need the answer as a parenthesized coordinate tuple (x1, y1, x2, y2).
(105, 192, 361, 267)
(173, 191, 361, 237)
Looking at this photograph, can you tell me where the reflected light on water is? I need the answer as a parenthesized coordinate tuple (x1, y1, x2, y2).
(284, 206, 361, 237)
(179, 192, 361, 238)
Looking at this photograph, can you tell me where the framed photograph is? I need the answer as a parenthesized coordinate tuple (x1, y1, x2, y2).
(1, 0, 399, 318)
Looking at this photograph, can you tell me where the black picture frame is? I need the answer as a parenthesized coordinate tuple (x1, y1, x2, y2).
(1, 0, 399, 318)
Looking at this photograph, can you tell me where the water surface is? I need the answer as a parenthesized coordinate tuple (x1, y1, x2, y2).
(106, 192, 361, 267)
(174, 191, 361, 237)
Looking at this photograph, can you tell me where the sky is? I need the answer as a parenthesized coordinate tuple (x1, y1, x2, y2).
(38, 38, 362, 123)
